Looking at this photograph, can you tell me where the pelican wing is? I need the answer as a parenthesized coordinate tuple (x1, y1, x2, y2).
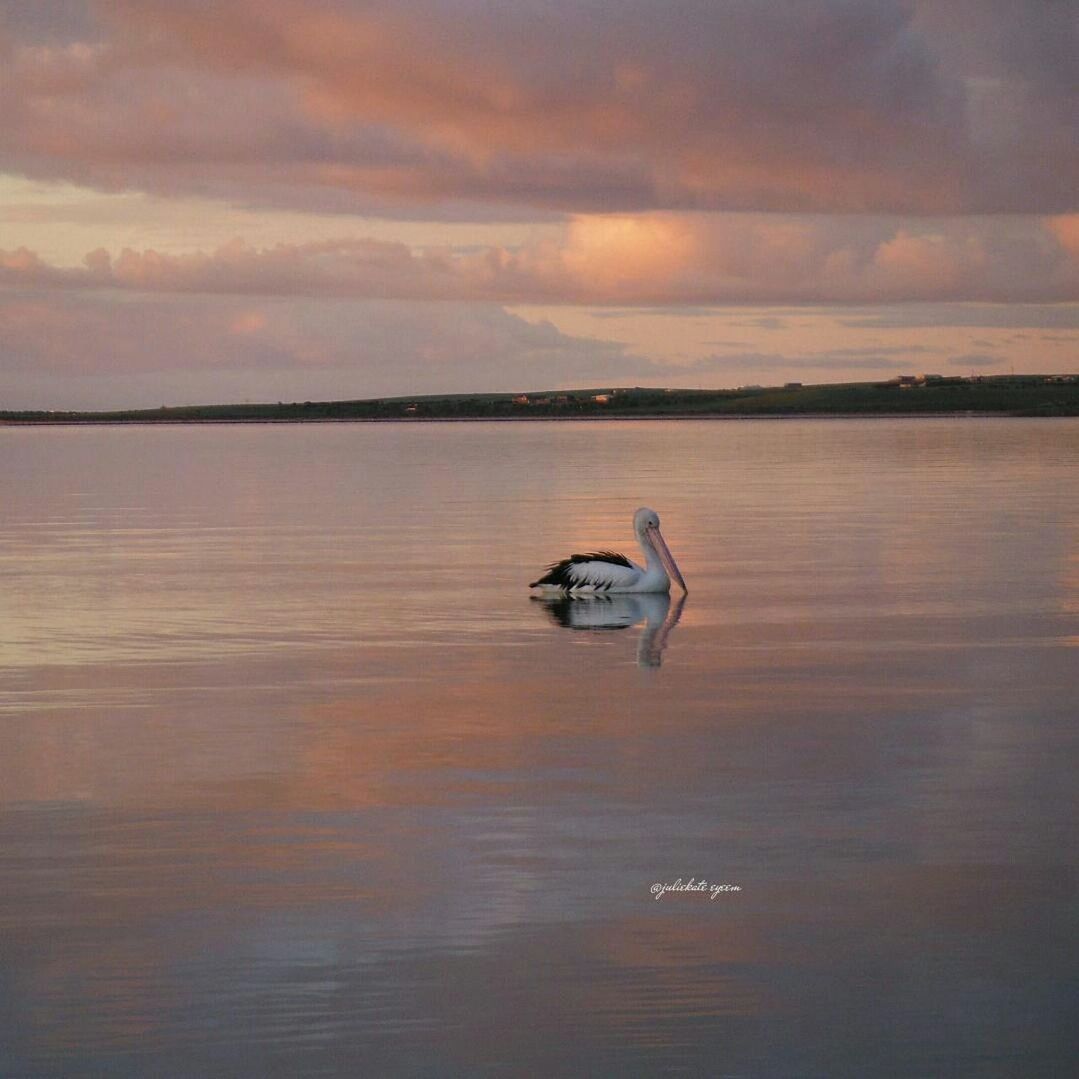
(529, 551, 642, 591)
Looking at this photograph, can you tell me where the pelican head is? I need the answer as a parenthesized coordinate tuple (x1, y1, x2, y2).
(633, 507, 688, 593)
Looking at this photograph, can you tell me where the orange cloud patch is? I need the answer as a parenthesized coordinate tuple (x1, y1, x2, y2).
(0, 246, 46, 272)
(560, 216, 702, 298)
(230, 309, 266, 335)
(1048, 216, 1079, 258)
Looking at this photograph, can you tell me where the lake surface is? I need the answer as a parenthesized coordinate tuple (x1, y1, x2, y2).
(1, 418, 1076, 1077)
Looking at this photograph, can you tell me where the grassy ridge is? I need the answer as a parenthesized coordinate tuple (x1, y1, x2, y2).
(3, 375, 1078, 423)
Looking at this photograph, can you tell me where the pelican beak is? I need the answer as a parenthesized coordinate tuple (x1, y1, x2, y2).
(647, 524, 688, 593)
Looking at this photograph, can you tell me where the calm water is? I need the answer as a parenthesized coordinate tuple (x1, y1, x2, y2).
(1, 419, 1076, 1077)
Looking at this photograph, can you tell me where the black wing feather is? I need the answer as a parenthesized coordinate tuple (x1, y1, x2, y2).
(529, 550, 633, 588)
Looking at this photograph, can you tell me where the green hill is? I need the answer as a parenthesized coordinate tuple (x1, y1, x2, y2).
(3, 375, 1078, 423)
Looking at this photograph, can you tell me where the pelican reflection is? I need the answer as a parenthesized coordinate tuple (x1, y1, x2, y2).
(531, 591, 685, 667)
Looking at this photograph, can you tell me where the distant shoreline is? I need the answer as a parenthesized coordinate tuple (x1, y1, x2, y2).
(3, 411, 1071, 427)
(3, 377, 1077, 424)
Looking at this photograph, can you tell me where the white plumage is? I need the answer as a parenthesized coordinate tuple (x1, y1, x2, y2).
(529, 507, 687, 594)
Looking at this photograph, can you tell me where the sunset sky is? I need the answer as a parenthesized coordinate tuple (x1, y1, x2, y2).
(1, 0, 1076, 409)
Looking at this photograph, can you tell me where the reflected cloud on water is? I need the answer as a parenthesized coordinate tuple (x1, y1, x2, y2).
(531, 592, 686, 666)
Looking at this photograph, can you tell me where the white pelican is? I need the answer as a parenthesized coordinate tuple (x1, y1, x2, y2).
(529, 507, 687, 594)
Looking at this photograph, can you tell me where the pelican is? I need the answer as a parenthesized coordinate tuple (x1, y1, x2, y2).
(529, 507, 687, 594)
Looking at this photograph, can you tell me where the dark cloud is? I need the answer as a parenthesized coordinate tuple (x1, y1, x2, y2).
(0, 0, 96, 44)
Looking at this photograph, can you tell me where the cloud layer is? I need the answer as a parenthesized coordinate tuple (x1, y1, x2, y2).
(3, 280, 1073, 410)
(1, 0, 1075, 216)
(1, 2, 1075, 410)
(0, 289, 655, 410)
(4, 213, 1078, 305)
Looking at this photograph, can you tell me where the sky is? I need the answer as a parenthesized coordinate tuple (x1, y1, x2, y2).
(0, 0, 1076, 409)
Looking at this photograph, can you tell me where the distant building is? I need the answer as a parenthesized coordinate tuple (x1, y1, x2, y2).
(592, 394, 611, 403)
(784, 382, 802, 389)
(512, 395, 530, 405)
(916, 373, 943, 383)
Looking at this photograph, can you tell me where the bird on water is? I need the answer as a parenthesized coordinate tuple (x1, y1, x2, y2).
(529, 507, 687, 594)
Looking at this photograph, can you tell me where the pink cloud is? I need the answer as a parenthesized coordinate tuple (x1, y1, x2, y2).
(0, 289, 647, 413)
(0, 1, 1074, 216)
(3, 214, 1076, 305)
